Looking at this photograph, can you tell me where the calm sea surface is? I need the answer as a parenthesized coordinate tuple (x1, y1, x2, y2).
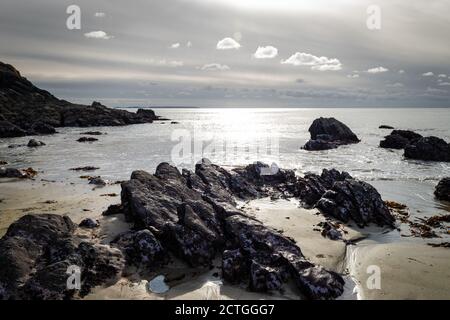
(1, 108, 449, 217)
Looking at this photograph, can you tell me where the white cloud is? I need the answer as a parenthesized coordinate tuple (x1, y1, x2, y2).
(253, 46, 278, 59)
(94, 12, 106, 17)
(422, 71, 434, 77)
(367, 67, 389, 74)
(216, 37, 241, 50)
(438, 82, 450, 86)
(170, 42, 180, 49)
(438, 74, 447, 78)
(201, 63, 230, 71)
(281, 52, 342, 71)
(84, 31, 113, 40)
(347, 74, 359, 79)
(398, 70, 405, 74)
(186, 41, 192, 48)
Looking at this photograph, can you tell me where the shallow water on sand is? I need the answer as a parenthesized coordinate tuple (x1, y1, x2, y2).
(1, 108, 449, 219)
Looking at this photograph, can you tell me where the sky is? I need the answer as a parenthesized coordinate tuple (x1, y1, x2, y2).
(1, 0, 450, 107)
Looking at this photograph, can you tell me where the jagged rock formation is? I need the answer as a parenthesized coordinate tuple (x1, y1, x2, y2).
(0, 160, 395, 300)
(303, 117, 360, 151)
(0, 214, 124, 299)
(0, 62, 161, 138)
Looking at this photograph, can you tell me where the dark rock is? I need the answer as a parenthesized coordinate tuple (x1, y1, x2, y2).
(316, 180, 395, 228)
(0, 214, 124, 299)
(295, 169, 352, 207)
(224, 214, 344, 299)
(102, 204, 123, 216)
(88, 176, 106, 186)
(380, 130, 422, 149)
(0, 167, 24, 178)
(222, 249, 248, 284)
(119, 160, 345, 299)
(404, 136, 450, 162)
(0, 119, 27, 137)
(136, 108, 156, 120)
(27, 139, 45, 147)
(80, 131, 104, 135)
(29, 121, 56, 135)
(79, 218, 99, 229)
(69, 166, 99, 171)
(434, 178, 450, 201)
(303, 117, 359, 151)
(112, 230, 168, 270)
(0, 62, 162, 138)
(379, 125, 394, 129)
(317, 221, 342, 240)
(77, 137, 98, 143)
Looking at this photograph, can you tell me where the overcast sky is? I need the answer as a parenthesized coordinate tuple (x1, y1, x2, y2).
(1, 0, 450, 107)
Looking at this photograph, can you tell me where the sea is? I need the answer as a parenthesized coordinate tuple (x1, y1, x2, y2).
(1, 107, 449, 218)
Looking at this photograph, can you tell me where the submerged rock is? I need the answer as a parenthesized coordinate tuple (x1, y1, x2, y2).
(435, 178, 450, 201)
(0, 214, 124, 299)
(69, 166, 99, 172)
(77, 137, 98, 143)
(27, 139, 45, 147)
(0, 167, 24, 178)
(379, 125, 394, 129)
(88, 176, 106, 186)
(380, 130, 422, 149)
(404, 136, 450, 162)
(303, 117, 360, 151)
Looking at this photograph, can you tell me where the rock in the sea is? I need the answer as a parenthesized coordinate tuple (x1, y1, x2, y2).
(80, 131, 104, 135)
(316, 180, 395, 228)
(77, 137, 98, 143)
(404, 136, 450, 162)
(27, 139, 45, 147)
(380, 130, 422, 149)
(0, 167, 24, 178)
(0, 62, 162, 138)
(303, 117, 360, 151)
(379, 125, 394, 129)
(0, 214, 124, 299)
(434, 178, 450, 201)
(88, 176, 106, 186)
(79, 218, 99, 229)
(69, 166, 99, 172)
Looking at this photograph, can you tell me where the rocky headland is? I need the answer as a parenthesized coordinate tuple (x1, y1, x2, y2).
(0, 62, 162, 138)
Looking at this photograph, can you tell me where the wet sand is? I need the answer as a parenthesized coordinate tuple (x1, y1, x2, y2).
(1, 179, 450, 300)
